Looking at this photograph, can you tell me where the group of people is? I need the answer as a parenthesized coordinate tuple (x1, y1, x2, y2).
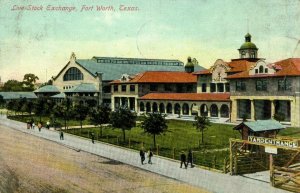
(180, 150, 194, 169)
(26, 119, 43, 132)
(139, 148, 153, 165)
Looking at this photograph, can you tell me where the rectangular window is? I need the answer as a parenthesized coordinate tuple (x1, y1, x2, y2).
(278, 79, 292, 91)
(217, 83, 224, 92)
(187, 84, 193, 92)
(121, 85, 126, 92)
(256, 80, 268, 91)
(164, 84, 172, 92)
(150, 84, 158, 91)
(114, 85, 118, 92)
(103, 86, 111, 93)
(225, 83, 230, 92)
(176, 84, 183, 93)
(201, 83, 207, 92)
(210, 83, 216, 92)
(236, 81, 246, 91)
(130, 85, 135, 92)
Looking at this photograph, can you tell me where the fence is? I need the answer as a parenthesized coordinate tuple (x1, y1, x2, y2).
(65, 127, 229, 171)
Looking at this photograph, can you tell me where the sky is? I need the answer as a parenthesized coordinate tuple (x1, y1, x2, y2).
(0, 0, 300, 83)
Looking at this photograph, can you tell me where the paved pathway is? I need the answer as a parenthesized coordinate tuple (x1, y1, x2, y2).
(0, 115, 288, 193)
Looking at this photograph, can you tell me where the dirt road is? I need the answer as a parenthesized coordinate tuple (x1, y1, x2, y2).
(0, 125, 209, 193)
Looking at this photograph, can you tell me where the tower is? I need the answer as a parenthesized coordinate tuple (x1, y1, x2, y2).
(238, 33, 258, 59)
(185, 56, 195, 73)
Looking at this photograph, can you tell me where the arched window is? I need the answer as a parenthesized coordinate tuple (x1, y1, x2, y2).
(146, 102, 151, 113)
(220, 105, 229, 118)
(174, 103, 181, 115)
(166, 103, 172, 114)
(152, 102, 158, 112)
(200, 104, 208, 117)
(63, 67, 83, 81)
(210, 104, 218, 117)
(182, 103, 189, 115)
(259, 65, 264, 73)
(159, 103, 165, 113)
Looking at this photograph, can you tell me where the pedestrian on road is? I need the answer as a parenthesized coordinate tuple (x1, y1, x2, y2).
(60, 131, 64, 140)
(180, 151, 187, 169)
(187, 149, 194, 168)
(148, 148, 153, 164)
(27, 121, 31, 129)
(91, 132, 95, 144)
(32, 122, 35, 130)
(46, 121, 50, 129)
(140, 149, 145, 165)
(38, 122, 42, 132)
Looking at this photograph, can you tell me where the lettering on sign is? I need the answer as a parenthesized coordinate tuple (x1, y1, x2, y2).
(248, 136, 298, 148)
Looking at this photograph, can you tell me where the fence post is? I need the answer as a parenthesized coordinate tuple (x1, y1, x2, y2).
(173, 148, 175, 159)
(156, 145, 159, 156)
(223, 158, 227, 173)
(213, 156, 216, 169)
(129, 138, 131, 148)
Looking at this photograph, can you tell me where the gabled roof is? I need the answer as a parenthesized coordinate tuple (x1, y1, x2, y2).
(226, 58, 300, 79)
(139, 93, 230, 101)
(111, 71, 197, 84)
(76, 59, 204, 81)
(0, 92, 37, 99)
(233, 120, 285, 132)
(193, 69, 211, 75)
(64, 83, 97, 93)
(34, 85, 60, 93)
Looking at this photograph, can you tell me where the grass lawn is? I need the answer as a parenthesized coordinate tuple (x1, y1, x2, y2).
(278, 127, 300, 138)
(67, 119, 239, 170)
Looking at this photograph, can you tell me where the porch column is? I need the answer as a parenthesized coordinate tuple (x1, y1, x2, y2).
(180, 104, 183, 115)
(135, 98, 138, 113)
(231, 99, 237, 122)
(271, 100, 275, 119)
(207, 105, 211, 117)
(189, 104, 192, 116)
(150, 102, 153, 113)
(111, 97, 115, 111)
(250, 100, 255, 121)
(127, 97, 130, 108)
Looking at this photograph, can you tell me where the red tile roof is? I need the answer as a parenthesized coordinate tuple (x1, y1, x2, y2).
(226, 58, 300, 79)
(193, 69, 211, 75)
(227, 59, 256, 72)
(111, 71, 197, 84)
(139, 93, 230, 101)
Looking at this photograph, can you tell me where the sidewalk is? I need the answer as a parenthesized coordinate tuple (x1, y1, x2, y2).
(0, 115, 287, 193)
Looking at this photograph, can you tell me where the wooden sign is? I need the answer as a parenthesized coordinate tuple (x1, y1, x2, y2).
(248, 136, 298, 148)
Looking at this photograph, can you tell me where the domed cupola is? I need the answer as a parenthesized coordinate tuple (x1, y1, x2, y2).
(238, 33, 258, 59)
(185, 56, 194, 73)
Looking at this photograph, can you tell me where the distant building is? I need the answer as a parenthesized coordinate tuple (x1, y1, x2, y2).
(111, 33, 300, 127)
(35, 53, 204, 106)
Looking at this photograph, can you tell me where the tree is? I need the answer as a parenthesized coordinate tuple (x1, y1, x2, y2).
(141, 113, 168, 148)
(33, 98, 48, 122)
(89, 104, 111, 137)
(6, 101, 14, 115)
(74, 103, 89, 131)
(2, 80, 23, 91)
(53, 98, 73, 129)
(110, 107, 136, 142)
(23, 100, 34, 117)
(0, 95, 5, 108)
(23, 73, 39, 91)
(193, 115, 210, 145)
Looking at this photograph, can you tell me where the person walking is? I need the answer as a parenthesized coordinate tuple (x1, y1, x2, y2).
(60, 131, 64, 140)
(32, 122, 35, 130)
(91, 132, 95, 144)
(140, 149, 145, 165)
(148, 148, 153, 164)
(46, 121, 50, 129)
(187, 149, 194, 168)
(38, 122, 42, 132)
(180, 151, 187, 169)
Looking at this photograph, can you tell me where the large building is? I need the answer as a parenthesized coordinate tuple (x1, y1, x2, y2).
(111, 33, 300, 127)
(34, 53, 204, 105)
